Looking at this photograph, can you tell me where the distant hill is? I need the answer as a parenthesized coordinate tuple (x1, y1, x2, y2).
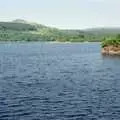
(0, 19, 48, 31)
(0, 20, 120, 42)
(0, 22, 37, 31)
(83, 28, 120, 41)
(84, 28, 120, 35)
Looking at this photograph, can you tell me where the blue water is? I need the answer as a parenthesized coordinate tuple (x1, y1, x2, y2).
(0, 42, 120, 120)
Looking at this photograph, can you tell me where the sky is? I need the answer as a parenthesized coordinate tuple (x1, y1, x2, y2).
(0, 0, 120, 29)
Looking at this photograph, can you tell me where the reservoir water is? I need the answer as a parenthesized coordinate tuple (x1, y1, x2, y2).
(0, 42, 120, 120)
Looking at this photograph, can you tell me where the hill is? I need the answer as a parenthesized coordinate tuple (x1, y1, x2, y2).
(85, 28, 120, 35)
(84, 28, 120, 42)
(0, 20, 93, 42)
(0, 20, 120, 42)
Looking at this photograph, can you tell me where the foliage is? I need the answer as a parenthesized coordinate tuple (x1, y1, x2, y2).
(0, 20, 120, 42)
(101, 34, 120, 47)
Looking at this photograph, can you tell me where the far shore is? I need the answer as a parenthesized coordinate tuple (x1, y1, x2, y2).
(0, 41, 100, 44)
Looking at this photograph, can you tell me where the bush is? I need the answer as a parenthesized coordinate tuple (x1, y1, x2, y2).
(102, 35, 120, 47)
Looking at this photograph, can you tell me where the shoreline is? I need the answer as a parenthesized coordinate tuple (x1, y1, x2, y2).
(0, 41, 100, 44)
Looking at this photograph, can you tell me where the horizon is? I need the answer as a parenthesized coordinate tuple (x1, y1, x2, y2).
(0, 0, 120, 29)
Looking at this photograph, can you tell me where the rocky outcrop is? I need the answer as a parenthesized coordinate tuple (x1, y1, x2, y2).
(102, 45, 120, 55)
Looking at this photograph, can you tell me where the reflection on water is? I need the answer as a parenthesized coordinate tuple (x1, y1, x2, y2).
(0, 42, 120, 120)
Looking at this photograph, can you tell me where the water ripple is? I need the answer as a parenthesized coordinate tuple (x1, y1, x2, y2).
(0, 42, 120, 119)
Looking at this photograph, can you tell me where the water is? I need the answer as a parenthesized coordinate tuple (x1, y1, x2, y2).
(0, 42, 120, 120)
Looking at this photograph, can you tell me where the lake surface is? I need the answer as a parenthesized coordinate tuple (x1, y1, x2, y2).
(0, 42, 120, 120)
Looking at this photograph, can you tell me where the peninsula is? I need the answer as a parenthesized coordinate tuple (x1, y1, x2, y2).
(102, 35, 120, 55)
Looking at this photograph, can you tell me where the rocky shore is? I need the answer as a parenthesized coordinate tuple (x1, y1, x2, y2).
(102, 45, 120, 55)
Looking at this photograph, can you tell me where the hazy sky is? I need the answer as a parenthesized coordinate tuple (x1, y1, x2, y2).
(0, 0, 120, 29)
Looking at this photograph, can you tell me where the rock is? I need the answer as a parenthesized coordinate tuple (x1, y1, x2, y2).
(102, 45, 120, 55)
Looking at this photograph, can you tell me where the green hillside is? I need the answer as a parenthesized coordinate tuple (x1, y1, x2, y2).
(0, 20, 120, 42)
